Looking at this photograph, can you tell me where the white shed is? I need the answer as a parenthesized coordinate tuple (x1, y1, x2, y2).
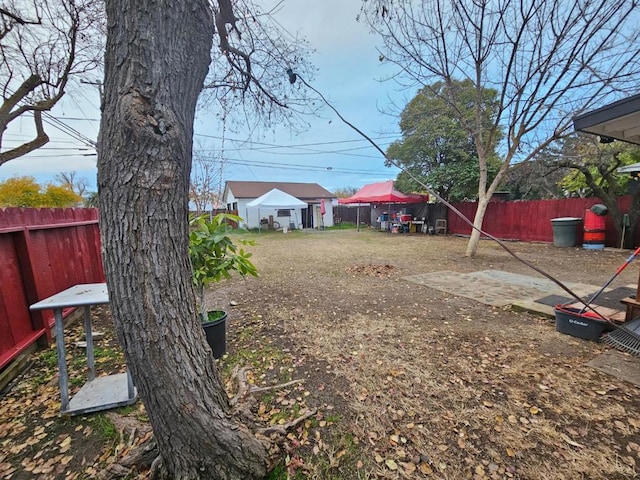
(223, 181, 336, 229)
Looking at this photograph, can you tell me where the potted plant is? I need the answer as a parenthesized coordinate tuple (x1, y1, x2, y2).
(189, 213, 257, 358)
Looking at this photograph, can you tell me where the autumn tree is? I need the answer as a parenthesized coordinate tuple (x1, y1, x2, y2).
(388, 80, 501, 202)
(0, 175, 81, 206)
(97, 0, 312, 478)
(362, 0, 640, 256)
(0, 0, 104, 166)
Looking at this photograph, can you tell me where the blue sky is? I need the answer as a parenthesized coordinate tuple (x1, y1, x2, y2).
(0, 1, 409, 195)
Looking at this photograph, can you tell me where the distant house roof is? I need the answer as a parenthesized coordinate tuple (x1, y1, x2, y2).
(573, 94, 640, 145)
(224, 181, 335, 201)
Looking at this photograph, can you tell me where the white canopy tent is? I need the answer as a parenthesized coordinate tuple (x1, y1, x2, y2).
(246, 188, 308, 231)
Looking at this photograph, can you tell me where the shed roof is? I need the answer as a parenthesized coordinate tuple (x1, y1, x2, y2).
(573, 94, 640, 145)
(246, 189, 307, 209)
(225, 181, 335, 201)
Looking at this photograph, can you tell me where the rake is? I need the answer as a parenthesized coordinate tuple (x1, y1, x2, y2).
(602, 317, 640, 356)
(579, 245, 640, 314)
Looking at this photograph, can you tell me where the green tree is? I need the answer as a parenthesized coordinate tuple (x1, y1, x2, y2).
(84, 191, 99, 208)
(362, 0, 640, 256)
(388, 80, 501, 201)
(550, 134, 640, 247)
(0, 176, 81, 207)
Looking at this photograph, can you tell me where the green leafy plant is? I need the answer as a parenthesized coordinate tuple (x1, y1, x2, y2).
(189, 213, 258, 323)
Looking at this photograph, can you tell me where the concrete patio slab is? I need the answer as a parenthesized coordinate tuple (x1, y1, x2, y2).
(586, 351, 640, 388)
(402, 269, 630, 320)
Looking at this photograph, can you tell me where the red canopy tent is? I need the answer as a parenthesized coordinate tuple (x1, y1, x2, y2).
(338, 181, 426, 231)
(338, 180, 425, 204)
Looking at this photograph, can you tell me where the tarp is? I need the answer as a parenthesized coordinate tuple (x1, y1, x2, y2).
(246, 188, 307, 209)
(338, 180, 425, 204)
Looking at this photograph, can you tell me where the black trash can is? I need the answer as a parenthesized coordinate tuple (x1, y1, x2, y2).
(551, 217, 581, 247)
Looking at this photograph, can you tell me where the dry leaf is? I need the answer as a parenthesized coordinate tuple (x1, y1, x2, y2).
(385, 459, 398, 470)
(400, 461, 416, 474)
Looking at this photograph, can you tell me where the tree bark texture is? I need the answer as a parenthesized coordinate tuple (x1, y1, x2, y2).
(465, 195, 490, 258)
(97, 2, 267, 478)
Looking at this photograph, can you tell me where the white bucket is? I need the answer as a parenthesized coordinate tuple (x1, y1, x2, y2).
(283, 226, 288, 233)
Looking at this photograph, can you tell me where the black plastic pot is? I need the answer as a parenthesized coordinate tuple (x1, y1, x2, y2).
(202, 310, 227, 359)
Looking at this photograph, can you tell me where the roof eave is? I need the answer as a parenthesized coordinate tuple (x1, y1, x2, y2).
(573, 94, 640, 145)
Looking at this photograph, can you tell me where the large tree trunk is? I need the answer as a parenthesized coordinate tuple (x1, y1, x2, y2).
(97, 2, 267, 479)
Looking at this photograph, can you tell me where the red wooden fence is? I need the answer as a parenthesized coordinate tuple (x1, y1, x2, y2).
(0, 208, 104, 369)
(1, 199, 637, 370)
(447, 196, 637, 246)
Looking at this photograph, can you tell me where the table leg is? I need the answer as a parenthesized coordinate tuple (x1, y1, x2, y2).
(84, 306, 95, 381)
(54, 308, 70, 412)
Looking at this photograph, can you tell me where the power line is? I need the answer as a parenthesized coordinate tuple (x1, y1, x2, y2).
(3, 86, 98, 149)
(41, 111, 96, 147)
(195, 132, 398, 149)
(8, 153, 96, 159)
(202, 155, 394, 176)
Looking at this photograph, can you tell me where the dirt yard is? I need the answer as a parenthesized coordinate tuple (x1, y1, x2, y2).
(3, 228, 640, 479)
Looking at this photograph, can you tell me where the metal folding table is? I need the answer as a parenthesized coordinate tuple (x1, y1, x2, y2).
(30, 283, 137, 415)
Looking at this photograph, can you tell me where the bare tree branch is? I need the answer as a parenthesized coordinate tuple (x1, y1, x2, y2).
(0, 110, 48, 164)
(200, 0, 317, 135)
(0, 0, 103, 167)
